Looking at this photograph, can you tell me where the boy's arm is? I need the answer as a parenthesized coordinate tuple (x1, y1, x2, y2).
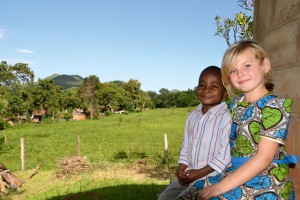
(179, 165, 214, 185)
(178, 119, 190, 166)
(207, 116, 232, 173)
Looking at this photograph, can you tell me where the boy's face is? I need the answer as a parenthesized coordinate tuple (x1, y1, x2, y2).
(197, 69, 227, 109)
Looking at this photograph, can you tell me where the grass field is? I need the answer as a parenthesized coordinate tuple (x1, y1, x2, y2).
(0, 107, 194, 199)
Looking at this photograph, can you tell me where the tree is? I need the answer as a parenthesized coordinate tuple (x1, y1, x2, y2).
(0, 99, 8, 129)
(123, 79, 150, 111)
(30, 79, 63, 115)
(58, 87, 83, 113)
(215, 0, 254, 46)
(155, 88, 171, 108)
(0, 61, 15, 86)
(11, 63, 35, 85)
(99, 82, 124, 112)
(4, 85, 28, 122)
(79, 75, 101, 119)
(0, 61, 35, 87)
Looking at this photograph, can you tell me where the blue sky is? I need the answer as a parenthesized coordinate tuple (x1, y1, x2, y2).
(0, 0, 242, 93)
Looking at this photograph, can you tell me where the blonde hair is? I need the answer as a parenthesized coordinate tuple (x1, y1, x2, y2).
(221, 40, 273, 99)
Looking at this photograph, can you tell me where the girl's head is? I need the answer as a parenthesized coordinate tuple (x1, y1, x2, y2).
(221, 40, 274, 98)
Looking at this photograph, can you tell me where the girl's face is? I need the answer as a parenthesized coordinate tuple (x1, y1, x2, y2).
(229, 50, 269, 96)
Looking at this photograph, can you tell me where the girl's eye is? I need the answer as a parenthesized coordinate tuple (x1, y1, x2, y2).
(230, 69, 237, 74)
(245, 64, 251, 68)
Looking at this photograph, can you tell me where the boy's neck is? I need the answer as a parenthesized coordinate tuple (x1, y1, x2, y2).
(201, 102, 222, 114)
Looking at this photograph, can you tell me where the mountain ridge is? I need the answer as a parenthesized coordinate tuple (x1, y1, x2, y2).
(45, 74, 84, 89)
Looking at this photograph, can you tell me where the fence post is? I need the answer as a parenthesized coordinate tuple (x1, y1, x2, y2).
(164, 133, 168, 164)
(21, 137, 25, 171)
(77, 135, 81, 157)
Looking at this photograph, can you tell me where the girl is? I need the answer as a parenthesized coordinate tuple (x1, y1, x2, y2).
(179, 41, 298, 200)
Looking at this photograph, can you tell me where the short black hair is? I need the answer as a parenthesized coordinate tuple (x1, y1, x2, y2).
(199, 66, 222, 82)
(201, 65, 221, 75)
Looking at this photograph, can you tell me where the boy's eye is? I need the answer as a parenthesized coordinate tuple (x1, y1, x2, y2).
(197, 84, 205, 89)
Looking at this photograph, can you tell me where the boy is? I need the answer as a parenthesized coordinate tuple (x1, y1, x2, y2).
(157, 66, 232, 200)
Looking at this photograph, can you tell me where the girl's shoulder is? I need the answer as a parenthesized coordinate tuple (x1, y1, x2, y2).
(229, 94, 293, 111)
(256, 94, 293, 111)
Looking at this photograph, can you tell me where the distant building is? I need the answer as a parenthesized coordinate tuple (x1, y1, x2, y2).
(31, 109, 46, 123)
(72, 108, 86, 121)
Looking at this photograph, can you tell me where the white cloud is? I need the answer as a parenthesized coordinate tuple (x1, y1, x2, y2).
(0, 29, 4, 39)
(17, 49, 34, 54)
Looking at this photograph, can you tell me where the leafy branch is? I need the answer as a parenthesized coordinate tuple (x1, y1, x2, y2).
(215, 0, 254, 46)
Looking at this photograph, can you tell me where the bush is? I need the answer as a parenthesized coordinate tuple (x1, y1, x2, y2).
(105, 111, 113, 116)
(64, 113, 72, 121)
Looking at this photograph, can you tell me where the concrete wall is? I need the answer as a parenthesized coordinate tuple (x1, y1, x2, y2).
(254, 0, 300, 196)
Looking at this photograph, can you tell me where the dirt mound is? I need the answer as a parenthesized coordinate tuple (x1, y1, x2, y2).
(56, 156, 92, 178)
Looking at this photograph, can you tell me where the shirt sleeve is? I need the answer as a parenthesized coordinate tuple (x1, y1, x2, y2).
(178, 115, 191, 166)
(260, 97, 293, 145)
(207, 112, 232, 173)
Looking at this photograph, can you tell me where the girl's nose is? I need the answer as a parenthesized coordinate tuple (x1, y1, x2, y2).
(237, 69, 245, 77)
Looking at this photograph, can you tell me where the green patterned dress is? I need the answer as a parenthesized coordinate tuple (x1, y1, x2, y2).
(178, 94, 297, 200)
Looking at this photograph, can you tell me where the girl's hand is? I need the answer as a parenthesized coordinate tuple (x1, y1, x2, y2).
(197, 185, 222, 200)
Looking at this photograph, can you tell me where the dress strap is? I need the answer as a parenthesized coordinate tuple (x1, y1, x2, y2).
(231, 155, 299, 167)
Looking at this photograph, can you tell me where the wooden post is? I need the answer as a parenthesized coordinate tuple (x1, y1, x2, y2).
(21, 138, 25, 171)
(77, 135, 81, 157)
(164, 133, 168, 164)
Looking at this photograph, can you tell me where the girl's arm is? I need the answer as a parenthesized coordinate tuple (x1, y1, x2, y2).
(197, 137, 279, 200)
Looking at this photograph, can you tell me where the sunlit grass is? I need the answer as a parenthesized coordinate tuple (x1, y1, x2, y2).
(0, 107, 193, 199)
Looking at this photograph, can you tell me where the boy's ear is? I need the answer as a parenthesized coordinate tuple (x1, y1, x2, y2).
(223, 90, 228, 99)
(262, 58, 271, 73)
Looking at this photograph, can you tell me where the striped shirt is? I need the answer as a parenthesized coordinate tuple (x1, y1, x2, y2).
(178, 102, 232, 173)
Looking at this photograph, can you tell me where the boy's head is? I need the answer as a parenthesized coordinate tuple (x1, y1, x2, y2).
(197, 66, 227, 109)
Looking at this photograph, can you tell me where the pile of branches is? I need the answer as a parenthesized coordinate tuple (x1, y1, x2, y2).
(56, 156, 92, 178)
(0, 163, 23, 195)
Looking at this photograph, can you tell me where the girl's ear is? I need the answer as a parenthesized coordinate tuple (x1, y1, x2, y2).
(262, 58, 271, 73)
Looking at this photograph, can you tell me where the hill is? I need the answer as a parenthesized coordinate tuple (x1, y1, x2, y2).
(46, 74, 84, 89)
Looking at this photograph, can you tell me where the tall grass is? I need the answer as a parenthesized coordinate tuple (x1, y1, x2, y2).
(0, 107, 194, 199)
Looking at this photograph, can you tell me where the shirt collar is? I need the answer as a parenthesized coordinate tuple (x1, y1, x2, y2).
(197, 101, 227, 116)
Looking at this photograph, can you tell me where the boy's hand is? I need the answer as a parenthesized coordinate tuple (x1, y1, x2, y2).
(177, 170, 188, 186)
(179, 169, 198, 185)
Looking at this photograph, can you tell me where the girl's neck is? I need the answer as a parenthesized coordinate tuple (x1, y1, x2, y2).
(243, 88, 270, 103)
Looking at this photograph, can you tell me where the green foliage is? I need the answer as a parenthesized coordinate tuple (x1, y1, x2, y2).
(215, 0, 254, 46)
(105, 110, 113, 116)
(0, 61, 34, 86)
(154, 88, 199, 108)
(30, 79, 63, 113)
(0, 60, 200, 122)
(79, 75, 101, 119)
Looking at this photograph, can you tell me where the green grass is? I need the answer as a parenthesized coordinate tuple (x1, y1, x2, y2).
(0, 107, 194, 199)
